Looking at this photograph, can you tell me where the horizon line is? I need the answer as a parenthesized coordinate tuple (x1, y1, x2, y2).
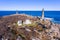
(0, 10, 60, 11)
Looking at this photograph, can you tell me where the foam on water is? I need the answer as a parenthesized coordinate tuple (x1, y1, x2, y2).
(45, 17, 54, 21)
(45, 17, 60, 24)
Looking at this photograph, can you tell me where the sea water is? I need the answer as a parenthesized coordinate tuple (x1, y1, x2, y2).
(0, 11, 60, 24)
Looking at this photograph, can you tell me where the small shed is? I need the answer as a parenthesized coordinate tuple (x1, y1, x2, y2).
(17, 20, 22, 26)
(24, 19, 31, 25)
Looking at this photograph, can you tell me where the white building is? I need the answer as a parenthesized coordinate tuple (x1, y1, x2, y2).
(17, 19, 32, 26)
(24, 19, 32, 25)
(17, 20, 22, 26)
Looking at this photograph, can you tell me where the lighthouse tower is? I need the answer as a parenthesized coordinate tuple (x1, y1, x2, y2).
(41, 8, 44, 20)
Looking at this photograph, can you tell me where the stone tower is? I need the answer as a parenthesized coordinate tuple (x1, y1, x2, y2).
(41, 8, 44, 20)
(16, 10, 19, 14)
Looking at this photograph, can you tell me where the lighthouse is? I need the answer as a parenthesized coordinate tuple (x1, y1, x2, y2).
(41, 8, 44, 20)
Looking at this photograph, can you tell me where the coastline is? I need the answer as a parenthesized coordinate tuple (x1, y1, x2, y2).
(0, 11, 60, 22)
(1, 13, 60, 24)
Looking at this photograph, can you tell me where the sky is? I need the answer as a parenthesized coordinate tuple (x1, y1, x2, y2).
(0, 0, 60, 11)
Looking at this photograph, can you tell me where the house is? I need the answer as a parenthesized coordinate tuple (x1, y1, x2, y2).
(17, 19, 32, 26)
(24, 19, 32, 25)
(17, 20, 22, 26)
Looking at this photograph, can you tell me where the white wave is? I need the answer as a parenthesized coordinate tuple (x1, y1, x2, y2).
(45, 18, 60, 24)
(44, 17, 54, 21)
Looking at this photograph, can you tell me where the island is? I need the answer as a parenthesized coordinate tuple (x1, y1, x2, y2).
(0, 9, 60, 40)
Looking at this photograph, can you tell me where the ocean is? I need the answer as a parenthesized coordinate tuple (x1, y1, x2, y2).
(0, 11, 60, 24)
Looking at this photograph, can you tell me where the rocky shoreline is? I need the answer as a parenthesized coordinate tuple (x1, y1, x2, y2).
(0, 14, 60, 40)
